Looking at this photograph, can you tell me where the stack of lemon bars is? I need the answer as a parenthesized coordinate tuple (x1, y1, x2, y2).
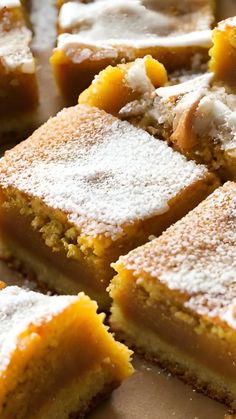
(1, 0, 236, 417)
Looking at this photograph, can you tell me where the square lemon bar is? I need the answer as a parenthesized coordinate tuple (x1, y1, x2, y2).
(0, 0, 38, 140)
(0, 105, 218, 309)
(51, 0, 214, 102)
(0, 286, 133, 419)
(110, 182, 236, 410)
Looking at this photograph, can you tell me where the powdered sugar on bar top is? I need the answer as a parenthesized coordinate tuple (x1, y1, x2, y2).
(0, 286, 80, 374)
(0, 105, 210, 240)
(118, 182, 236, 329)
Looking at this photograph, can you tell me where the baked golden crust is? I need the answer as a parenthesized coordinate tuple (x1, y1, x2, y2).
(110, 311, 236, 409)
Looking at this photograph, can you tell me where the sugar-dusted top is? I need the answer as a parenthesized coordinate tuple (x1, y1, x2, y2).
(0, 0, 20, 8)
(0, 28, 35, 72)
(0, 286, 84, 375)
(58, 0, 212, 49)
(0, 105, 210, 239)
(117, 182, 236, 329)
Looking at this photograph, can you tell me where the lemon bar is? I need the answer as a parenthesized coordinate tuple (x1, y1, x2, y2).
(110, 182, 236, 410)
(0, 286, 133, 419)
(0, 105, 218, 308)
(51, 0, 214, 102)
(0, 0, 38, 140)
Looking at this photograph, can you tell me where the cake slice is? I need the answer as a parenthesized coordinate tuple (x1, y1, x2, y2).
(51, 0, 214, 102)
(0, 105, 218, 309)
(0, 0, 38, 141)
(0, 286, 133, 419)
(109, 181, 236, 410)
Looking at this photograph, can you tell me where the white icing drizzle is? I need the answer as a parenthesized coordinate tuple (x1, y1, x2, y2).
(57, 0, 213, 49)
(0, 105, 209, 240)
(57, 30, 212, 51)
(155, 73, 213, 99)
(59, 1, 176, 33)
(0, 286, 79, 375)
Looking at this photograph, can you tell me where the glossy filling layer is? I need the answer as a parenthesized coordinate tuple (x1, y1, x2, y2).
(0, 177, 217, 303)
(110, 276, 236, 395)
(0, 208, 111, 307)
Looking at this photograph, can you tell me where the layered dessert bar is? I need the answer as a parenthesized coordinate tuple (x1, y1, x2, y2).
(0, 105, 218, 308)
(109, 182, 236, 410)
(80, 39, 236, 180)
(51, 0, 214, 102)
(0, 0, 38, 141)
(0, 286, 133, 419)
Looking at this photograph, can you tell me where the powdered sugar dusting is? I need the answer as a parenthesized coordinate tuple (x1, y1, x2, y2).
(0, 28, 35, 72)
(0, 286, 79, 375)
(119, 182, 236, 329)
(0, 105, 209, 240)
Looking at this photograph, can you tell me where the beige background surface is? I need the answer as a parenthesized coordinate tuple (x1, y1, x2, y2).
(2, 0, 236, 417)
